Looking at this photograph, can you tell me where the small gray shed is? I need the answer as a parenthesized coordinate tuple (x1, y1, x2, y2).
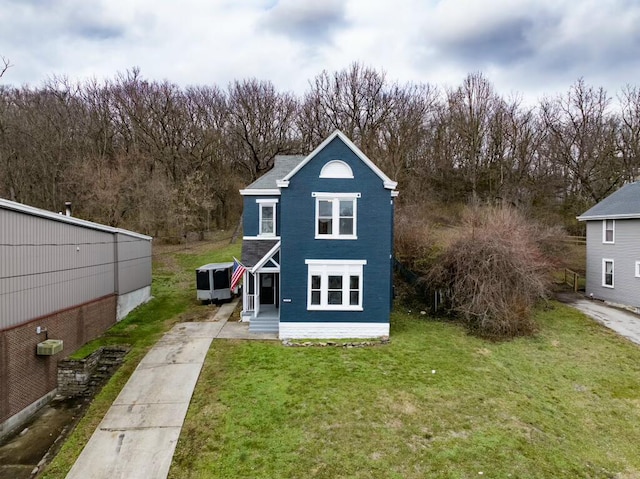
(196, 262, 236, 302)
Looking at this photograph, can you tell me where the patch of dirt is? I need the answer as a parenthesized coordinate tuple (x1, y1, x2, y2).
(0, 348, 128, 478)
(178, 305, 219, 322)
(0, 397, 87, 479)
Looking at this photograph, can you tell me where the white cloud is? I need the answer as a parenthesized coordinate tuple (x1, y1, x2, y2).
(1, 0, 639, 101)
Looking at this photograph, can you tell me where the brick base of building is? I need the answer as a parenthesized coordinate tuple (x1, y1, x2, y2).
(0, 295, 117, 438)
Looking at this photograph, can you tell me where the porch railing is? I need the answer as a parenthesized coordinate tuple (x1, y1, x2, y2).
(246, 294, 256, 312)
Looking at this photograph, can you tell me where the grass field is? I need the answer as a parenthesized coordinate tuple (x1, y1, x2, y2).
(41, 237, 241, 479)
(44, 240, 640, 479)
(169, 303, 640, 478)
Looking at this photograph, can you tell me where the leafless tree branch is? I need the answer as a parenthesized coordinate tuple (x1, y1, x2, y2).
(0, 56, 12, 78)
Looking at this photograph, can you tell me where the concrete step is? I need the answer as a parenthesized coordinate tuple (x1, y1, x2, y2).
(249, 317, 279, 333)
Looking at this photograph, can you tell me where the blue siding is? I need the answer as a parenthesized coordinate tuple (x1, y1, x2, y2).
(279, 136, 392, 324)
(242, 196, 280, 237)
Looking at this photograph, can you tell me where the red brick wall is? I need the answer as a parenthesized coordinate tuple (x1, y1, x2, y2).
(0, 295, 116, 425)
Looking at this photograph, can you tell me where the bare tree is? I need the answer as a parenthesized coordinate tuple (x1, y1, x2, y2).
(226, 78, 299, 181)
(300, 63, 393, 152)
(0, 57, 11, 78)
(618, 85, 640, 182)
(541, 79, 621, 208)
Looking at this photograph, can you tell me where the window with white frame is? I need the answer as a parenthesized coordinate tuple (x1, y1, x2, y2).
(306, 260, 366, 310)
(257, 199, 277, 237)
(313, 192, 359, 239)
(636, 261, 640, 278)
(602, 259, 614, 287)
(603, 219, 615, 243)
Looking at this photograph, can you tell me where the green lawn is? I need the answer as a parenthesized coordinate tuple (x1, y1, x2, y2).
(43, 240, 640, 479)
(41, 238, 240, 479)
(170, 304, 640, 479)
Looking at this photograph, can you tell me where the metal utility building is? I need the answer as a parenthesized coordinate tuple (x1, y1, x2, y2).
(0, 199, 152, 438)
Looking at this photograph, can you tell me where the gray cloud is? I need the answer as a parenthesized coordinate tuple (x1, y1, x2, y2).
(260, 0, 348, 44)
(440, 17, 538, 66)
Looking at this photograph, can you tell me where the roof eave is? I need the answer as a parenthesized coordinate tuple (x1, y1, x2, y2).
(281, 130, 398, 189)
(250, 241, 281, 274)
(239, 188, 281, 196)
(577, 213, 640, 221)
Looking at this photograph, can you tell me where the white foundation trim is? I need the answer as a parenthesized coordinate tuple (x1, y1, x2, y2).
(279, 322, 389, 339)
(117, 286, 152, 321)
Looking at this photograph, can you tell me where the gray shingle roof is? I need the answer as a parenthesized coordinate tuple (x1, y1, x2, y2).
(241, 239, 279, 267)
(245, 155, 306, 190)
(578, 182, 640, 220)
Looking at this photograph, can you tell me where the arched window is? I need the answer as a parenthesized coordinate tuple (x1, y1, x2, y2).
(319, 160, 353, 179)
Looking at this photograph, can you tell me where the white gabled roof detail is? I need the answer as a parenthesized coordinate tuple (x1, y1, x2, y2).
(280, 130, 398, 190)
(251, 241, 281, 273)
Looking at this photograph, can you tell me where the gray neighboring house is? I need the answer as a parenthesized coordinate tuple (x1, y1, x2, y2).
(0, 198, 152, 439)
(577, 182, 640, 312)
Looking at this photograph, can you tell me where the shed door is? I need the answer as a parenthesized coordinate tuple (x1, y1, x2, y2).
(213, 268, 230, 289)
(196, 270, 210, 290)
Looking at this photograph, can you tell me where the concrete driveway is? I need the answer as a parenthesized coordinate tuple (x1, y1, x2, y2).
(557, 292, 640, 346)
(65, 299, 276, 479)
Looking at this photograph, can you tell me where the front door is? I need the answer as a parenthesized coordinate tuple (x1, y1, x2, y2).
(260, 273, 275, 305)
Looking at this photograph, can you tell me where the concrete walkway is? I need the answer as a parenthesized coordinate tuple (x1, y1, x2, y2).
(558, 292, 640, 346)
(65, 299, 275, 479)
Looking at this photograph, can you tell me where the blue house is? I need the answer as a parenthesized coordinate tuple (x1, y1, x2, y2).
(239, 130, 398, 338)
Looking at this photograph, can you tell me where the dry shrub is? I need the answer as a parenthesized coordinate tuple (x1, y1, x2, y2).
(395, 209, 436, 274)
(394, 202, 462, 274)
(428, 205, 556, 338)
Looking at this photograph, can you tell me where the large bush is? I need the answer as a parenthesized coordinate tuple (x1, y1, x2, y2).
(428, 206, 559, 338)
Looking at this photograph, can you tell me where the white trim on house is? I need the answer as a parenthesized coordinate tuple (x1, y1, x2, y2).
(239, 188, 281, 196)
(243, 236, 281, 240)
(635, 261, 640, 278)
(305, 260, 366, 311)
(319, 160, 354, 178)
(602, 219, 615, 244)
(257, 199, 278, 237)
(278, 130, 398, 191)
(578, 213, 640, 221)
(312, 192, 360, 240)
(602, 258, 614, 288)
(251, 241, 281, 274)
(305, 259, 367, 265)
(279, 321, 389, 339)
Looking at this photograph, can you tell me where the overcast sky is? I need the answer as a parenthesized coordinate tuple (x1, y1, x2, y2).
(1, 0, 639, 104)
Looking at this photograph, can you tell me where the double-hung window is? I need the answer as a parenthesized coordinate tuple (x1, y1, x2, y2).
(603, 219, 615, 243)
(602, 259, 614, 288)
(313, 192, 359, 239)
(306, 260, 366, 310)
(257, 199, 277, 237)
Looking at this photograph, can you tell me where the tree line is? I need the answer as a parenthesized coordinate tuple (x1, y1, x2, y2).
(1, 63, 638, 238)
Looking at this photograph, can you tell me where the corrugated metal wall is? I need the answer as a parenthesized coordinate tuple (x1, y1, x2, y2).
(0, 201, 152, 330)
(116, 232, 152, 294)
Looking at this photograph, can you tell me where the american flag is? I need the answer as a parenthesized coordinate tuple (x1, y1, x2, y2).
(230, 257, 246, 291)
